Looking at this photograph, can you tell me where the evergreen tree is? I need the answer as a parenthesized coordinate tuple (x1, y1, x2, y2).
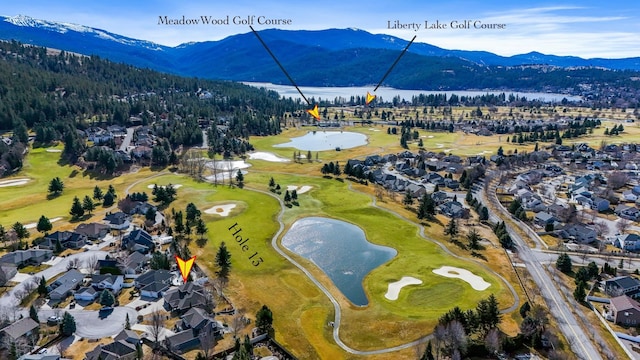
(48, 177, 64, 196)
(215, 242, 232, 281)
(291, 189, 298, 201)
(421, 340, 435, 360)
(99, 289, 115, 306)
(403, 191, 414, 206)
(556, 253, 572, 273)
(125, 313, 131, 330)
(417, 194, 435, 220)
(83, 195, 96, 214)
(466, 228, 482, 250)
(103, 191, 115, 207)
(107, 184, 117, 198)
(444, 218, 459, 241)
(236, 169, 244, 188)
(55, 239, 63, 254)
(476, 294, 501, 335)
(29, 304, 39, 323)
(70, 196, 85, 219)
(93, 186, 104, 201)
(269, 177, 276, 188)
(12, 222, 29, 242)
(256, 304, 273, 334)
(38, 276, 47, 296)
(36, 215, 52, 235)
(284, 190, 291, 203)
(574, 281, 587, 302)
(60, 312, 76, 336)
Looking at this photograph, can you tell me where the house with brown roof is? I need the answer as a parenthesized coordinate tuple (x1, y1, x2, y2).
(610, 295, 640, 326)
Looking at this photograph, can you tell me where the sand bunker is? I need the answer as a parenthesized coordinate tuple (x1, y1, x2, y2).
(432, 266, 491, 291)
(147, 184, 183, 189)
(385, 276, 423, 301)
(248, 152, 290, 162)
(204, 204, 237, 217)
(25, 217, 62, 229)
(0, 178, 29, 188)
(286, 185, 312, 194)
(46, 149, 62, 153)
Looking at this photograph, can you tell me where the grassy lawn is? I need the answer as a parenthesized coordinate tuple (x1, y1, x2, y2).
(65, 337, 113, 360)
(18, 264, 51, 274)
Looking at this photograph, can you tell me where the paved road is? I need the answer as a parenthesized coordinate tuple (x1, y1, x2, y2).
(482, 174, 603, 360)
(38, 307, 138, 339)
(119, 127, 136, 152)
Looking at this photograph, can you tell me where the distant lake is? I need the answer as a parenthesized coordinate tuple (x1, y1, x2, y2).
(273, 131, 367, 151)
(281, 217, 397, 306)
(244, 82, 582, 103)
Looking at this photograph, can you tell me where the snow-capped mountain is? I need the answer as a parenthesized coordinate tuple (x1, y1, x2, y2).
(1, 14, 640, 88)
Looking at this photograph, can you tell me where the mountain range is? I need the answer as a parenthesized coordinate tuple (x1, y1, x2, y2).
(2, 14, 640, 91)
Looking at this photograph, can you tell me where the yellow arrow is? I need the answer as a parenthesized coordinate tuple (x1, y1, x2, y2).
(366, 91, 376, 105)
(175, 255, 196, 283)
(306, 104, 320, 120)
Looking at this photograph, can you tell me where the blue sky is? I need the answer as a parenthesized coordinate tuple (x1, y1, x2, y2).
(3, 0, 640, 58)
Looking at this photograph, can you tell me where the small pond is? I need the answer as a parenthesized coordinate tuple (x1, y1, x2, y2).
(281, 217, 396, 306)
(273, 131, 367, 151)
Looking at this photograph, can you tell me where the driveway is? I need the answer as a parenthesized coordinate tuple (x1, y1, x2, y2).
(131, 324, 175, 341)
(38, 307, 138, 339)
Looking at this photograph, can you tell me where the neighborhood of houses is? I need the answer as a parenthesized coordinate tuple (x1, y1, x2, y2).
(0, 202, 235, 360)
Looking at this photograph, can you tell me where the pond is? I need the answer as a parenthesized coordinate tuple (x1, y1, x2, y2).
(273, 131, 367, 151)
(281, 217, 397, 306)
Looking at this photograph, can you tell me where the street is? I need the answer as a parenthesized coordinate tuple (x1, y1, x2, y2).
(481, 175, 604, 360)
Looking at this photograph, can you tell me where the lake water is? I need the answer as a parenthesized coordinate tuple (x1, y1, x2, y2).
(273, 131, 367, 151)
(244, 82, 582, 103)
(281, 217, 397, 306)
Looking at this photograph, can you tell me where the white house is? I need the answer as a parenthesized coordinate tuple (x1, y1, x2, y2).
(91, 274, 124, 294)
(74, 286, 99, 302)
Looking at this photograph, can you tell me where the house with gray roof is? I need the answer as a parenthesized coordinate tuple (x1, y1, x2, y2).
(103, 212, 131, 231)
(533, 212, 558, 227)
(41, 231, 87, 250)
(120, 251, 148, 275)
(114, 329, 140, 345)
(18, 354, 60, 360)
(75, 222, 110, 240)
(165, 308, 222, 354)
(614, 233, 640, 251)
(437, 201, 469, 219)
(135, 270, 173, 298)
(559, 223, 597, 244)
(122, 229, 155, 254)
(0, 317, 39, 347)
(48, 269, 84, 301)
(164, 282, 208, 313)
(91, 274, 124, 294)
(0, 265, 17, 286)
(85, 340, 137, 360)
(0, 249, 53, 267)
(74, 286, 99, 302)
(605, 276, 640, 298)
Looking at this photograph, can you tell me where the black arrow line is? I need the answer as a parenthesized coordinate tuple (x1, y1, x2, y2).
(373, 35, 417, 92)
(250, 26, 311, 105)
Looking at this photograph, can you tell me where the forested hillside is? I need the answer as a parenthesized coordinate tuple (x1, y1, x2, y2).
(0, 40, 302, 176)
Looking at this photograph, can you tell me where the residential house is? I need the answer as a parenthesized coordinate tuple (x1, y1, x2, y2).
(114, 329, 140, 345)
(559, 224, 597, 244)
(165, 307, 222, 353)
(0, 265, 17, 286)
(164, 282, 208, 313)
(605, 276, 640, 298)
(533, 212, 558, 227)
(623, 190, 639, 202)
(41, 231, 87, 250)
(431, 191, 450, 205)
(130, 202, 157, 217)
(405, 183, 427, 198)
(48, 269, 84, 301)
(615, 204, 640, 221)
(614, 234, 640, 251)
(591, 197, 611, 212)
(104, 212, 131, 231)
(91, 274, 124, 294)
(437, 201, 470, 219)
(135, 270, 173, 298)
(444, 178, 460, 190)
(0, 318, 39, 348)
(120, 251, 148, 275)
(0, 249, 53, 268)
(610, 295, 640, 326)
(74, 286, 99, 302)
(85, 340, 137, 360)
(122, 229, 155, 254)
(75, 223, 110, 240)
